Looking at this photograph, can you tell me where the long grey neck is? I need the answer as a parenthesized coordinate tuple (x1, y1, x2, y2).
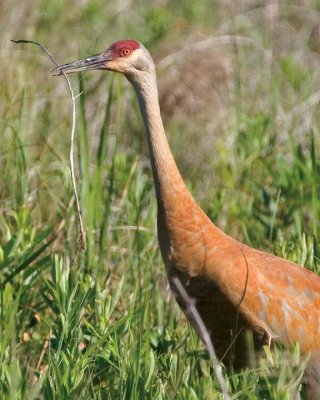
(130, 71, 188, 210)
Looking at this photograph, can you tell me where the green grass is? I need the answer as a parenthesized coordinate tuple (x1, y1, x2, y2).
(1, 1, 320, 399)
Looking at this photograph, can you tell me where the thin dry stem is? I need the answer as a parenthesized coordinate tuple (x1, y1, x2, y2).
(171, 276, 231, 400)
(11, 39, 86, 250)
(158, 35, 270, 69)
(32, 328, 51, 385)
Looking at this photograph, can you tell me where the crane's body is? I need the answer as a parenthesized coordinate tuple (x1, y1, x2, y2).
(55, 39, 320, 397)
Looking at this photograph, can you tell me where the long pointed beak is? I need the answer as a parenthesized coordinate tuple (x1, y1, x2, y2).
(52, 51, 112, 75)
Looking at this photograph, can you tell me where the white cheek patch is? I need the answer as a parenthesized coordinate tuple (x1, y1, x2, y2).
(133, 57, 149, 71)
(131, 49, 151, 72)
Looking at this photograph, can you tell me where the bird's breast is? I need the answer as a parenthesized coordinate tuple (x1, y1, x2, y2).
(157, 200, 207, 278)
(167, 269, 269, 368)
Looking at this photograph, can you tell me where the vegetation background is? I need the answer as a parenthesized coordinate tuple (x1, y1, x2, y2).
(1, 0, 320, 398)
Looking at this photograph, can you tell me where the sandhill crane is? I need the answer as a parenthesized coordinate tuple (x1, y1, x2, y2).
(54, 40, 320, 398)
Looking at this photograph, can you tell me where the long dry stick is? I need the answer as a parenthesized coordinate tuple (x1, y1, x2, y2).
(11, 39, 86, 250)
(171, 276, 231, 400)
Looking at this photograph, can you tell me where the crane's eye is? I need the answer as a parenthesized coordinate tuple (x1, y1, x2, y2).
(121, 48, 132, 57)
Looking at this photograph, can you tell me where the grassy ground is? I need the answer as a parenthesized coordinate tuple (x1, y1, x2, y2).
(1, 0, 320, 398)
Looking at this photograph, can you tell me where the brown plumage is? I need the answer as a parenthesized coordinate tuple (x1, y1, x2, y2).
(55, 39, 320, 398)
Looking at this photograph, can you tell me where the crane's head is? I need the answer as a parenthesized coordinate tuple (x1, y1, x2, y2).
(53, 40, 154, 83)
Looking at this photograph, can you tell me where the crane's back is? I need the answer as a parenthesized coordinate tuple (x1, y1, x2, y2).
(156, 186, 320, 368)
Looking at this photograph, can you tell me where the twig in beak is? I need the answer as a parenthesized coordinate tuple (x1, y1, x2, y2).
(11, 39, 86, 251)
